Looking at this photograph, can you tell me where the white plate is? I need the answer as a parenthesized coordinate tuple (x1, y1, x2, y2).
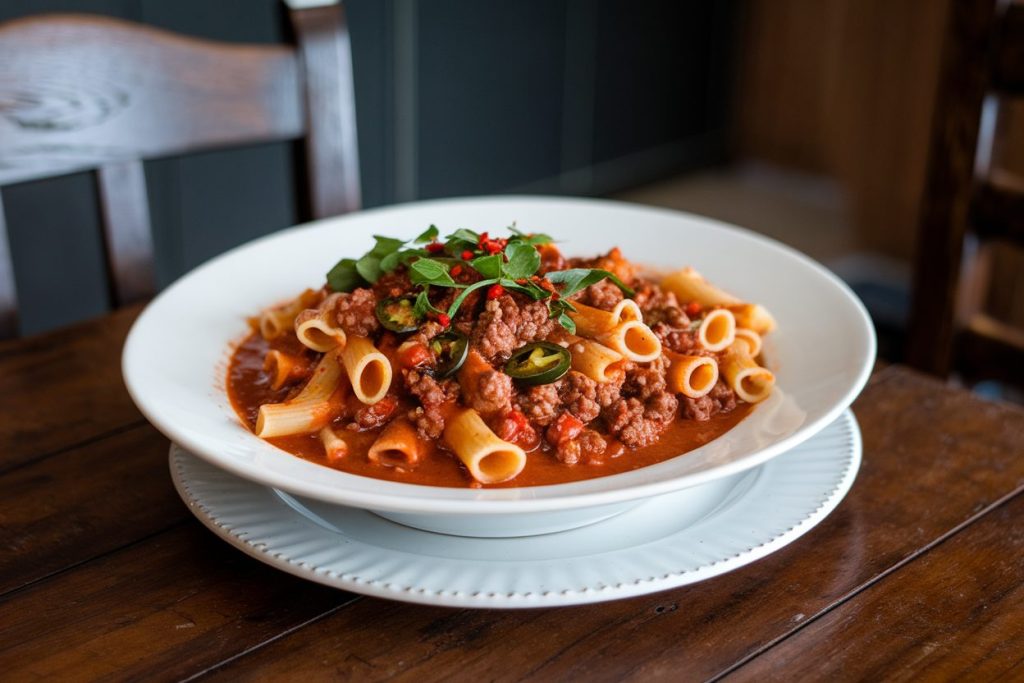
(125, 196, 875, 532)
(171, 410, 861, 608)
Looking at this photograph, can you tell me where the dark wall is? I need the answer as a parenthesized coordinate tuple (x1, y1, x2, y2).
(0, 0, 735, 334)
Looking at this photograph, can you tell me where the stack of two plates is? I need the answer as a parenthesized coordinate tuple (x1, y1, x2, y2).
(123, 197, 875, 608)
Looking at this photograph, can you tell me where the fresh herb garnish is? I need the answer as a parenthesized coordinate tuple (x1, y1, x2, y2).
(325, 225, 633, 332)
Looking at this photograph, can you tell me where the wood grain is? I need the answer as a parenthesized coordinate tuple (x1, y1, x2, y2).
(0, 424, 177, 596)
(0, 14, 303, 186)
(0, 525, 355, 682)
(187, 367, 1024, 681)
(0, 304, 143, 470)
(993, 1, 1024, 94)
(289, 3, 362, 219)
(726, 492, 1024, 681)
(97, 160, 157, 305)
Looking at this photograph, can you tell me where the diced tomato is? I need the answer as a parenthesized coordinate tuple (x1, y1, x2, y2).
(354, 395, 398, 430)
(487, 284, 505, 300)
(685, 301, 702, 317)
(496, 410, 539, 450)
(437, 313, 451, 327)
(546, 412, 584, 446)
(397, 342, 432, 369)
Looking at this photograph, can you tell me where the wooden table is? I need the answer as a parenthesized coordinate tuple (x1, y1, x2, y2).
(3, 307, 1024, 681)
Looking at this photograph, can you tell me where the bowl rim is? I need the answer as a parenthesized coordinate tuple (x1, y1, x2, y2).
(123, 194, 876, 514)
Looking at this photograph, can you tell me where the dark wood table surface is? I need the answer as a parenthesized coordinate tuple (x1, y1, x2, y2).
(3, 306, 1024, 681)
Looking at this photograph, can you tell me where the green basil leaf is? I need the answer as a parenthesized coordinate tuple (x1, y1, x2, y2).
(509, 226, 554, 245)
(449, 228, 480, 244)
(326, 258, 364, 292)
(356, 254, 383, 283)
(409, 258, 456, 287)
(470, 254, 502, 279)
(369, 235, 405, 259)
(503, 241, 541, 279)
(498, 278, 547, 300)
(414, 225, 439, 244)
(446, 278, 496, 318)
(413, 288, 439, 317)
(379, 249, 404, 273)
(558, 312, 576, 334)
(544, 268, 634, 298)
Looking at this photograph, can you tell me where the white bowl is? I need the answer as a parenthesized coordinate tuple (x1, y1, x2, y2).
(123, 196, 875, 537)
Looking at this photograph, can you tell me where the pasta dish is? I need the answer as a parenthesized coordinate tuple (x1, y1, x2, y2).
(227, 226, 777, 488)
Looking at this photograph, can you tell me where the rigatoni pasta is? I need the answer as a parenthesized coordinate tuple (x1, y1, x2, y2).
(227, 226, 778, 488)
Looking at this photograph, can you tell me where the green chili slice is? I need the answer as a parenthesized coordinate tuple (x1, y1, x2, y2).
(430, 331, 469, 379)
(504, 341, 571, 385)
(375, 296, 420, 333)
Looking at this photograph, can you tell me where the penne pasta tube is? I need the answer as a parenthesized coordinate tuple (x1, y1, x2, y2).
(696, 308, 736, 352)
(660, 267, 741, 308)
(567, 299, 642, 337)
(341, 336, 392, 405)
(255, 352, 345, 438)
(721, 348, 775, 403)
(319, 426, 348, 462)
(728, 303, 777, 335)
(566, 335, 624, 383)
(262, 349, 310, 390)
(665, 351, 719, 399)
(368, 417, 423, 467)
(444, 408, 527, 484)
(294, 293, 347, 352)
(733, 328, 762, 357)
(259, 289, 319, 340)
(595, 320, 662, 363)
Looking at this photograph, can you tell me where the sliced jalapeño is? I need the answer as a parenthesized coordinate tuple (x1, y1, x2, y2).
(375, 296, 420, 333)
(504, 341, 571, 385)
(430, 331, 469, 379)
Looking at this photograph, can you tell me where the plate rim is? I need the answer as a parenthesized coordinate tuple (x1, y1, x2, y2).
(170, 410, 862, 608)
(126, 194, 876, 514)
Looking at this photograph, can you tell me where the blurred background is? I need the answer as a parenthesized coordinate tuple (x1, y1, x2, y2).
(1, 0, 1021, 377)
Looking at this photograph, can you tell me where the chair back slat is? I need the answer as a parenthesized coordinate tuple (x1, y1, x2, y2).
(97, 160, 156, 305)
(290, 3, 362, 218)
(0, 193, 17, 337)
(0, 15, 304, 186)
(969, 177, 1024, 242)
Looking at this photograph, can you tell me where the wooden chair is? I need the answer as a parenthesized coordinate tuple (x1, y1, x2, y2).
(907, 0, 1024, 385)
(0, 1, 361, 338)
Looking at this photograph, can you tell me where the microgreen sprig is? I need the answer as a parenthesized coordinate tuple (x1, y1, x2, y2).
(325, 225, 633, 333)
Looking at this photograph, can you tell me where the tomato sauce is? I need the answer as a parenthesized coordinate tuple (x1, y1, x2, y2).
(228, 332, 753, 488)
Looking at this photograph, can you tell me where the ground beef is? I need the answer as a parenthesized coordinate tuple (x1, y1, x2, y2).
(602, 390, 678, 448)
(403, 370, 459, 439)
(335, 288, 379, 337)
(468, 367, 514, 415)
(575, 279, 625, 310)
(470, 294, 557, 362)
(352, 395, 399, 430)
(679, 380, 738, 422)
(555, 428, 607, 465)
(407, 321, 445, 347)
(515, 381, 563, 427)
(621, 357, 668, 400)
(560, 371, 600, 423)
(595, 372, 625, 408)
(633, 280, 677, 312)
(372, 270, 414, 299)
(652, 322, 699, 355)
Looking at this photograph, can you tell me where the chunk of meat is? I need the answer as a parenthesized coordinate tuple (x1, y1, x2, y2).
(652, 322, 699, 355)
(559, 371, 600, 423)
(468, 367, 514, 415)
(352, 395, 398, 430)
(403, 370, 459, 439)
(470, 294, 556, 362)
(335, 288, 379, 337)
(680, 380, 738, 421)
(602, 390, 678, 448)
(575, 279, 624, 310)
(515, 381, 563, 427)
(554, 428, 607, 465)
(621, 356, 668, 400)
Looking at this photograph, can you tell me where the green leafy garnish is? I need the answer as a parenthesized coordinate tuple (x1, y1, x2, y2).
(326, 224, 635, 332)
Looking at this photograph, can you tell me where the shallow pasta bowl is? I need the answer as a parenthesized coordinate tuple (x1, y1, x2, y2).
(123, 196, 875, 537)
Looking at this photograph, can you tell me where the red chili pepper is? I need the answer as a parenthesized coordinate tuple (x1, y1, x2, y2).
(487, 284, 505, 300)
(461, 250, 474, 261)
(425, 242, 444, 254)
(685, 301, 702, 317)
(450, 265, 463, 277)
(437, 313, 451, 327)
(477, 232, 490, 247)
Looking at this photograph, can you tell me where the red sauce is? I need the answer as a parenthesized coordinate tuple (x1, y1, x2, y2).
(228, 332, 753, 488)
